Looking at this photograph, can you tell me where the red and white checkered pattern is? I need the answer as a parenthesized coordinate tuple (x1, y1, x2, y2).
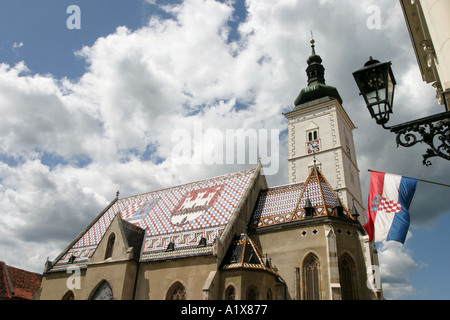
(378, 198, 402, 214)
(55, 168, 257, 266)
(250, 168, 351, 229)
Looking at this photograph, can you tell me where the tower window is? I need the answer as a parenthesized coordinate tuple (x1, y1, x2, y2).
(307, 130, 319, 142)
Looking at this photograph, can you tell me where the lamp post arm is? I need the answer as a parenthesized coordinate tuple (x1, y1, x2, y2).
(387, 111, 450, 166)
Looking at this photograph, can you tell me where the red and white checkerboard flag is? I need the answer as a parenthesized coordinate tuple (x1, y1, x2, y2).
(364, 171, 418, 244)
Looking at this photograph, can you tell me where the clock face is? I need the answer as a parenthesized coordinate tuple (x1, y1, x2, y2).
(307, 140, 320, 154)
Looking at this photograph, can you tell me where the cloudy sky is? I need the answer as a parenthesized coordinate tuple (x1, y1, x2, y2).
(0, 0, 448, 300)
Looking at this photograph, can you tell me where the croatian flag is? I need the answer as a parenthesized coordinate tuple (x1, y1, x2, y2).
(364, 171, 418, 244)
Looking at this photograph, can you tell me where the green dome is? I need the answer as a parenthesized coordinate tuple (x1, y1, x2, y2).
(294, 83, 343, 107)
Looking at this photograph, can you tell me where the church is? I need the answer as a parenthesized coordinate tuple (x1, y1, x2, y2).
(36, 41, 382, 300)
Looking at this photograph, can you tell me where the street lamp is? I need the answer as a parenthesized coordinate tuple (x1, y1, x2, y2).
(353, 57, 450, 166)
(353, 57, 396, 127)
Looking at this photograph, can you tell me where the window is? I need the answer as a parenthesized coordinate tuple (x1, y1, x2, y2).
(225, 285, 236, 300)
(62, 290, 74, 300)
(166, 281, 186, 300)
(303, 254, 320, 300)
(308, 130, 319, 142)
(266, 288, 273, 300)
(246, 285, 259, 300)
(90, 281, 113, 300)
(104, 233, 115, 260)
(339, 255, 357, 300)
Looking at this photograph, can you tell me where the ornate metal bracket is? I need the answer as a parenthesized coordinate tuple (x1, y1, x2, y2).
(388, 111, 450, 166)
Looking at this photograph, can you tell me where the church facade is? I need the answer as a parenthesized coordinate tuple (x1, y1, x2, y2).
(37, 42, 381, 300)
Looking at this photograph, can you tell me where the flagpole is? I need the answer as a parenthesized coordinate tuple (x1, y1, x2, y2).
(368, 170, 450, 188)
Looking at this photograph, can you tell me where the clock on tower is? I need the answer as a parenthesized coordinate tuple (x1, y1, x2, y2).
(307, 140, 320, 154)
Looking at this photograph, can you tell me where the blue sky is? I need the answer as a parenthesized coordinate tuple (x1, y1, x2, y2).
(0, 0, 449, 300)
(0, 1, 153, 79)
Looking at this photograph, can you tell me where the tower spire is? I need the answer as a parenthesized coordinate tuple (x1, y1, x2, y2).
(310, 31, 316, 55)
(294, 37, 343, 107)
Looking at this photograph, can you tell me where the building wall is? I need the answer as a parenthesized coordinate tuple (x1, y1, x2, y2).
(219, 269, 277, 300)
(250, 217, 375, 300)
(134, 255, 217, 300)
(401, 0, 450, 108)
(38, 261, 138, 300)
(420, 0, 450, 99)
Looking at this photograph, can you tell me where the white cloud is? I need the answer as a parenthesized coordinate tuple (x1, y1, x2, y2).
(377, 239, 419, 299)
(12, 41, 24, 50)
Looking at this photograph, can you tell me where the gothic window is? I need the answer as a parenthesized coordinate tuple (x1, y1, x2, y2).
(225, 285, 236, 300)
(266, 288, 273, 300)
(339, 255, 357, 300)
(90, 281, 113, 300)
(104, 233, 115, 260)
(62, 290, 74, 300)
(246, 285, 259, 300)
(166, 281, 186, 300)
(304, 254, 320, 300)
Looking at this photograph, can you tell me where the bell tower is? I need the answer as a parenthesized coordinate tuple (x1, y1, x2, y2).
(284, 39, 365, 221)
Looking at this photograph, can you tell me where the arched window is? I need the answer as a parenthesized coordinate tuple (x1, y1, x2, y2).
(90, 281, 113, 300)
(62, 290, 74, 300)
(166, 281, 186, 300)
(303, 254, 320, 300)
(246, 285, 259, 300)
(266, 288, 273, 300)
(307, 130, 319, 142)
(104, 233, 115, 260)
(339, 255, 357, 300)
(225, 285, 236, 300)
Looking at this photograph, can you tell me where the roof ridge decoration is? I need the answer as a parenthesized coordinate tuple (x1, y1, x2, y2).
(48, 167, 260, 272)
(249, 167, 355, 230)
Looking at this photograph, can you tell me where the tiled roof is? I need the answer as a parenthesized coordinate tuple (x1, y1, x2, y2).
(0, 261, 42, 300)
(50, 167, 258, 271)
(249, 167, 354, 229)
(221, 234, 278, 276)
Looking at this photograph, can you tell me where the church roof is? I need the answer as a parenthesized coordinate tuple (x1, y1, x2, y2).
(220, 234, 278, 276)
(47, 164, 354, 273)
(249, 167, 355, 230)
(49, 167, 260, 272)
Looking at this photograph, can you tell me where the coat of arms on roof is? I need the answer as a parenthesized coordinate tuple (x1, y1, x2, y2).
(170, 185, 223, 227)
